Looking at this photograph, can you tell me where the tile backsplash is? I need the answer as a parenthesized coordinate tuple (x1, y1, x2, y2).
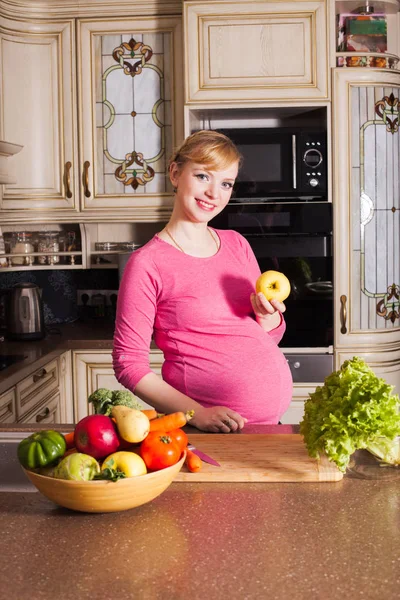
(0, 268, 119, 325)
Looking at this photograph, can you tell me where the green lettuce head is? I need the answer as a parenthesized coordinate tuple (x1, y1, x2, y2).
(299, 356, 400, 472)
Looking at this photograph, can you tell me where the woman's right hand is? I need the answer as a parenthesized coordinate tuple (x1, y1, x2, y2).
(190, 406, 247, 433)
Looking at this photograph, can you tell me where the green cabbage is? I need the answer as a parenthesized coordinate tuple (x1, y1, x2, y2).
(299, 356, 400, 472)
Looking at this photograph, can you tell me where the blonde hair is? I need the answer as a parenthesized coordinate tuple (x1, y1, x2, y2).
(169, 130, 241, 172)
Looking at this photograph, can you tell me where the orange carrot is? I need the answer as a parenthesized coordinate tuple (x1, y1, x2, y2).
(141, 409, 159, 420)
(185, 449, 202, 473)
(64, 431, 75, 449)
(149, 410, 194, 432)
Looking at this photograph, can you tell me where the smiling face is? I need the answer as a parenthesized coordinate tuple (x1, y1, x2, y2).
(169, 160, 239, 223)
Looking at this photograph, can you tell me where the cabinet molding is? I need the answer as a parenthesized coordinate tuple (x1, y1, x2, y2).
(184, 0, 329, 103)
(0, 1, 183, 20)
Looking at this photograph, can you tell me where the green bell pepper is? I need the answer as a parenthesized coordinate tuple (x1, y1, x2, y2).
(17, 430, 67, 469)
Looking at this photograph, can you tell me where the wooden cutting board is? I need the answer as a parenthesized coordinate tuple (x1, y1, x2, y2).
(175, 434, 343, 482)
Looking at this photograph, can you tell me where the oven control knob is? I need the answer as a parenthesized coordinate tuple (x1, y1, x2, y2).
(293, 362, 301, 369)
(303, 148, 323, 168)
(309, 178, 319, 187)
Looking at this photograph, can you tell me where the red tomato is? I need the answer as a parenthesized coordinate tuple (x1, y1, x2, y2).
(167, 428, 188, 452)
(140, 432, 181, 471)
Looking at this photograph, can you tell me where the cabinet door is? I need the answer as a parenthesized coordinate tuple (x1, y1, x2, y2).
(279, 384, 318, 425)
(184, 0, 328, 103)
(0, 18, 78, 211)
(77, 17, 183, 213)
(333, 69, 400, 350)
(73, 349, 163, 421)
(19, 391, 62, 424)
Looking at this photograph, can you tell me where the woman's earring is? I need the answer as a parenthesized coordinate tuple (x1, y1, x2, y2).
(173, 187, 177, 193)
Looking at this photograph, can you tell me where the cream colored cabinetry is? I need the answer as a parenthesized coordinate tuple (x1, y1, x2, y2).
(0, 353, 74, 424)
(0, 388, 16, 423)
(184, 0, 328, 103)
(0, 13, 183, 220)
(333, 68, 400, 391)
(77, 17, 183, 213)
(0, 18, 78, 212)
(72, 349, 163, 421)
(280, 384, 318, 424)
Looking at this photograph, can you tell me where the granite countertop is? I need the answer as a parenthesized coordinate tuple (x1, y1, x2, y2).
(0, 321, 159, 394)
(0, 476, 399, 599)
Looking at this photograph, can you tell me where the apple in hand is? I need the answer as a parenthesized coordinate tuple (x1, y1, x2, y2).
(74, 414, 120, 459)
(255, 270, 291, 303)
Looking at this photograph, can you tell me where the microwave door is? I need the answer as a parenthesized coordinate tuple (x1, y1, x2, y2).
(231, 132, 295, 198)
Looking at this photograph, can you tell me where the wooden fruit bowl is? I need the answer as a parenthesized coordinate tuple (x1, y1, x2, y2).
(23, 452, 186, 513)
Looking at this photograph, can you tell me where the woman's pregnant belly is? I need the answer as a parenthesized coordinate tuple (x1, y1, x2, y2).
(159, 326, 293, 424)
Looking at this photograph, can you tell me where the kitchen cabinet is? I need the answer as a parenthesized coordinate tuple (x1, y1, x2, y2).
(72, 349, 162, 420)
(0, 388, 16, 423)
(0, 18, 78, 212)
(183, 0, 329, 103)
(77, 17, 183, 212)
(0, 13, 183, 220)
(279, 384, 316, 424)
(333, 68, 400, 390)
(0, 352, 73, 424)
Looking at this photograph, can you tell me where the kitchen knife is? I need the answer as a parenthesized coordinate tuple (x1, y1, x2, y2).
(187, 444, 221, 467)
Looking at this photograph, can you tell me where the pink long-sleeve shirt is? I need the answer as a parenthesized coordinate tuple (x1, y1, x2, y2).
(113, 229, 293, 424)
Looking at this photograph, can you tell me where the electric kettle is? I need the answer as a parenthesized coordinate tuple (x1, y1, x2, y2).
(6, 282, 45, 340)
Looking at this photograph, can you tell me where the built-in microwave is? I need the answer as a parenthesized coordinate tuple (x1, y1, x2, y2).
(218, 128, 328, 201)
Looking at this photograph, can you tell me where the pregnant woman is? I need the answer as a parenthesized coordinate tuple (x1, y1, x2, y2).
(113, 130, 293, 432)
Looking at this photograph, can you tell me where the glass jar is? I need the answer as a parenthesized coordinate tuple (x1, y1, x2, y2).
(37, 231, 60, 265)
(11, 232, 35, 265)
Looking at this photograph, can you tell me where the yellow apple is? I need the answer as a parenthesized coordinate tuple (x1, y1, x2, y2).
(255, 270, 291, 303)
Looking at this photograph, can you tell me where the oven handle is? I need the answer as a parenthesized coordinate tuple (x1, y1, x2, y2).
(292, 135, 297, 190)
(340, 294, 347, 334)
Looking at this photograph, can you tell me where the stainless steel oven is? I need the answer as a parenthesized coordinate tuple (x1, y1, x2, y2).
(211, 201, 334, 381)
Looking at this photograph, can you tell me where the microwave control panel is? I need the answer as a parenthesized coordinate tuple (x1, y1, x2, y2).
(298, 134, 327, 193)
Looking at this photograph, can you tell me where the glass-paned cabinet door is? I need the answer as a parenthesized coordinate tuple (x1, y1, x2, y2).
(78, 17, 183, 213)
(333, 69, 400, 348)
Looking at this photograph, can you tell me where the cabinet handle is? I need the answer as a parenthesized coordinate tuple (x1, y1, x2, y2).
(33, 368, 47, 383)
(36, 407, 50, 422)
(64, 161, 72, 198)
(83, 161, 91, 197)
(340, 294, 347, 334)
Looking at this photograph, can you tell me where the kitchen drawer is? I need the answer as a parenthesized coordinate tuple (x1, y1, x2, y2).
(16, 358, 59, 420)
(19, 391, 61, 424)
(0, 388, 16, 423)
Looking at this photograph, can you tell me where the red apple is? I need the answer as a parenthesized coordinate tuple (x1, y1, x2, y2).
(74, 415, 120, 459)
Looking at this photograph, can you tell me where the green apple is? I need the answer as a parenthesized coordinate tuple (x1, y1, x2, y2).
(54, 453, 100, 481)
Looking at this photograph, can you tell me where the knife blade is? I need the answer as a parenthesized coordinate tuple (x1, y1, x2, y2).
(187, 444, 221, 467)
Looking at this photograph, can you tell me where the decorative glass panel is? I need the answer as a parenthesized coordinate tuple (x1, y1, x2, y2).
(351, 86, 400, 330)
(94, 32, 173, 196)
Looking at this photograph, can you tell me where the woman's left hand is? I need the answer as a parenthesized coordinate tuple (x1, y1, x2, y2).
(250, 292, 285, 332)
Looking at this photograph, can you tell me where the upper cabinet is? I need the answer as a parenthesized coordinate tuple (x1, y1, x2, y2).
(333, 68, 400, 352)
(0, 18, 78, 212)
(0, 13, 183, 219)
(77, 17, 183, 212)
(183, 0, 329, 103)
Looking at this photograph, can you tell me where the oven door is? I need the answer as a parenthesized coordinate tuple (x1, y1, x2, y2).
(247, 234, 333, 349)
(211, 203, 333, 349)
